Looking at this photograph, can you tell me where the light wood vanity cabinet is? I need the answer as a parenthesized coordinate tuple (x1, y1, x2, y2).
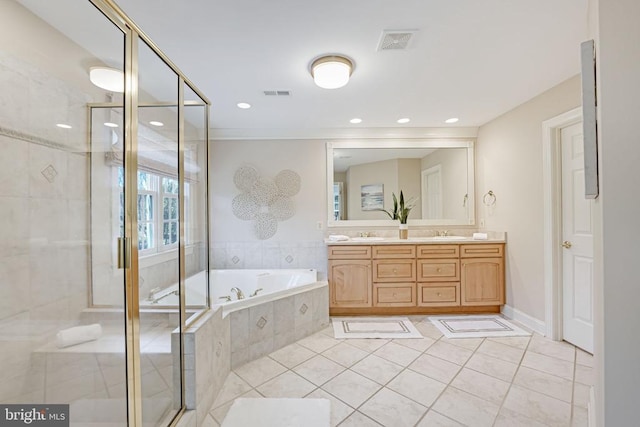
(328, 246, 372, 308)
(328, 242, 505, 314)
(460, 244, 504, 306)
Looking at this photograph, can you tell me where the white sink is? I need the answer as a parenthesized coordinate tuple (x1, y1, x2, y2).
(429, 236, 467, 241)
(351, 237, 386, 242)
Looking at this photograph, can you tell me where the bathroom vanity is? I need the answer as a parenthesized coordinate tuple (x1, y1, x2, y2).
(326, 238, 505, 315)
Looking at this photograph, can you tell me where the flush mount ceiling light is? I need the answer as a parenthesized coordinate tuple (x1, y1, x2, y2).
(445, 117, 459, 124)
(310, 55, 354, 89)
(89, 66, 124, 93)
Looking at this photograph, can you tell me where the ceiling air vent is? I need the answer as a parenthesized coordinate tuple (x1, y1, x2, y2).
(263, 90, 291, 96)
(377, 30, 417, 51)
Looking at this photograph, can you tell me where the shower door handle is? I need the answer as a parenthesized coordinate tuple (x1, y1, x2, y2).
(117, 237, 130, 269)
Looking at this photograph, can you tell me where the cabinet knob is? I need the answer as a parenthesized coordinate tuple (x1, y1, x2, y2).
(437, 268, 442, 273)
(437, 293, 441, 297)
(393, 269, 397, 273)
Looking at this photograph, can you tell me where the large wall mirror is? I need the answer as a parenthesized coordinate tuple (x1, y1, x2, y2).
(327, 140, 475, 227)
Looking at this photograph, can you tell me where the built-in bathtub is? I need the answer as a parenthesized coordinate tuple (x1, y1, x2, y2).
(211, 268, 323, 315)
(137, 268, 329, 368)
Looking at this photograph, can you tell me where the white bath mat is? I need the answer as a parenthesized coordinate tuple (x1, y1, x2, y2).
(332, 316, 423, 339)
(429, 315, 531, 339)
(222, 398, 329, 427)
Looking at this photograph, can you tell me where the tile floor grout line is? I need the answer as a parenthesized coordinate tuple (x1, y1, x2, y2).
(489, 333, 533, 427)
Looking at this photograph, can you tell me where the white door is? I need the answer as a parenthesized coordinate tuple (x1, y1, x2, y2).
(422, 165, 442, 219)
(561, 122, 594, 353)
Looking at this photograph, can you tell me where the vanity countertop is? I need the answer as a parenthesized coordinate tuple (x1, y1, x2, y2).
(324, 234, 506, 245)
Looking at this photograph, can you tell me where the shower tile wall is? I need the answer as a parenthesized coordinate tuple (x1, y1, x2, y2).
(210, 241, 328, 279)
(0, 51, 92, 404)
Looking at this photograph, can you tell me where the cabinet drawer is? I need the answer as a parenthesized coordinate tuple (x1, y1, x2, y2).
(373, 259, 416, 282)
(418, 282, 461, 307)
(372, 245, 416, 259)
(418, 259, 460, 281)
(460, 244, 503, 258)
(417, 245, 460, 259)
(328, 245, 371, 259)
(373, 283, 416, 307)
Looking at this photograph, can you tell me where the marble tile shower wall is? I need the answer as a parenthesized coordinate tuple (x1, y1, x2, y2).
(210, 241, 328, 278)
(0, 134, 90, 404)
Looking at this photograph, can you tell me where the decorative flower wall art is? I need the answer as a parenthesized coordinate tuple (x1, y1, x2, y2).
(232, 165, 301, 239)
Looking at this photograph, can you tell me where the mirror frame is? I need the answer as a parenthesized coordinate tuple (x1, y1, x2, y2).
(327, 139, 476, 227)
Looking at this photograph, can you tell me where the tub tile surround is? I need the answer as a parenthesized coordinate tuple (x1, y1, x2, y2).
(204, 317, 591, 427)
(211, 241, 328, 277)
(229, 285, 330, 369)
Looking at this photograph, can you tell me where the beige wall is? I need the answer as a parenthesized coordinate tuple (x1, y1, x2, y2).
(476, 75, 582, 322)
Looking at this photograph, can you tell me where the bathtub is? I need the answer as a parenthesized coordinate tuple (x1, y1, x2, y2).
(211, 269, 323, 316)
(139, 270, 209, 309)
(140, 269, 325, 316)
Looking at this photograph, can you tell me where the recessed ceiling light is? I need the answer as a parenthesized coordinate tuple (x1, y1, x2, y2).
(350, 118, 362, 124)
(104, 122, 119, 128)
(397, 118, 410, 124)
(89, 66, 124, 93)
(445, 117, 459, 124)
(149, 121, 164, 127)
(56, 123, 72, 129)
(237, 102, 251, 109)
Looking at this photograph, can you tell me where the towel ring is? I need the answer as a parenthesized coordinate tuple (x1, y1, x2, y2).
(483, 190, 496, 206)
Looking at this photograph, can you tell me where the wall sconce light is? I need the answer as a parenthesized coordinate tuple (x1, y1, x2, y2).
(310, 55, 354, 89)
(89, 66, 124, 93)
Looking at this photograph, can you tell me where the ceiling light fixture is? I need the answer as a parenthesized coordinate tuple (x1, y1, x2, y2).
(56, 123, 72, 129)
(149, 121, 164, 127)
(237, 102, 251, 109)
(397, 118, 410, 124)
(445, 117, 459, 124)
(310, 55, 354, 89)
(350, 118, 362, 124)
(104, 122, 119, 128)
(89, 66, 124, 93)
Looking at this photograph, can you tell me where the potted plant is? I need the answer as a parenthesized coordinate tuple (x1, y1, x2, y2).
(377, 190, 416, 239)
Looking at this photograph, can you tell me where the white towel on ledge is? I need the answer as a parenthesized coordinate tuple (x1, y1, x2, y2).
(472, 232, 488, 240)
(328, 234, 350, 241)
(56, 324, 102, 348)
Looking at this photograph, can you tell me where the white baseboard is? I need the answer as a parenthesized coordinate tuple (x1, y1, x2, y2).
(588, 386, 596, 427)
(501, 305, 546, 335)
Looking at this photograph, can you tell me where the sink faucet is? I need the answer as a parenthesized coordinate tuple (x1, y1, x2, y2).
(230, 287, 245, 300)
(359, 231, 370, 237)
(436, 230, 450, 237)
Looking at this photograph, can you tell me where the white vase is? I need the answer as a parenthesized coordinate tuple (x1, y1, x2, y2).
(399, 223, 409, 239)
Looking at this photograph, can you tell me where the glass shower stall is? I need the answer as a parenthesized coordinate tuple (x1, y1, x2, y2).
(0, 0, 210, 425)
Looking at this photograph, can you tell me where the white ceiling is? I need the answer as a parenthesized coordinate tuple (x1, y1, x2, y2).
(22, 0, 590, 134)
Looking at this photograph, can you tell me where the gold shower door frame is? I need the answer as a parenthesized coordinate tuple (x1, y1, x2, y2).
(89, 1, 211, 425)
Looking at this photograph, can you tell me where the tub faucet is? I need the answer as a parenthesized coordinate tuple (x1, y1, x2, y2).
(230, 287, 245, 300)
(249, 288, 263, 297)
(219, 296, 231, 302)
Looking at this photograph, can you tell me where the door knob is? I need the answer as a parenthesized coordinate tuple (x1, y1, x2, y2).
(562, 241, 572, 249)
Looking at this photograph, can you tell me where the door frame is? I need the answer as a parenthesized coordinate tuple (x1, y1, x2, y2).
(542, 107, 583, 340)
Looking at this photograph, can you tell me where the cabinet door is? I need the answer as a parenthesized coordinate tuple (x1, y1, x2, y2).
(328, 260, 372, 307)
(461, 257, 504, 305)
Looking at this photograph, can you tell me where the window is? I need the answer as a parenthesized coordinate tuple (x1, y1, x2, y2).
(118, 167, 188, 255)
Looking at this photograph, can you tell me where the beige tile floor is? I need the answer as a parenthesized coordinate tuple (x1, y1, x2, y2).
(203, 316, 593, 427)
